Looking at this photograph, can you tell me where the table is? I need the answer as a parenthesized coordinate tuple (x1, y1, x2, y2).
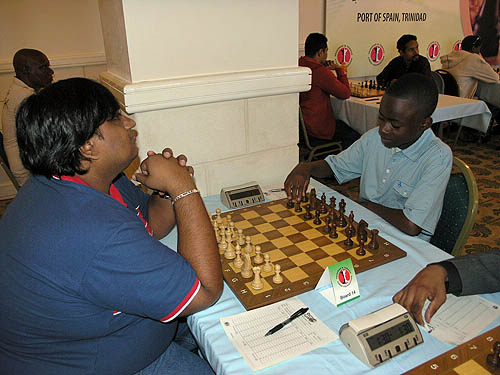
(331, 94, 492, 135)
(161, 180, 500, 374)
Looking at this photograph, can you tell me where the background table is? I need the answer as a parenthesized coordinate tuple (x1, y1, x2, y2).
(161, 180, 500, 374)
(331, 94, 492, 135)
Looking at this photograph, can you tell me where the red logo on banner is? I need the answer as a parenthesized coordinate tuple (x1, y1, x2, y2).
(368, 44, 385, 65)
(453, 41, 462, 51)
(335, 45, 353, 66)
(427, 41, 441, 61)
(337, 268, 352, 286)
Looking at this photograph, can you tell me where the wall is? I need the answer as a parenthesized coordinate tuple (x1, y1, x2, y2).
(0, 0, 107, 198)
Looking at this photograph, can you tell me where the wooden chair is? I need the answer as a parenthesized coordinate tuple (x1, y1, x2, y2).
(0, 132, 20, 192)
(431, 71, 445, 94)
(435, 69, 464, 148)
(430, 157, 478, 256)
(299, 109, 342, 162)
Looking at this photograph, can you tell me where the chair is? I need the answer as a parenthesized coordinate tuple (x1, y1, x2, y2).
(431, 71, 445, 94)
(0, 132, 20, 192)
(299, 109, 342, 162)
(430, 157, 478, 256)
(434, 69, 465, 148)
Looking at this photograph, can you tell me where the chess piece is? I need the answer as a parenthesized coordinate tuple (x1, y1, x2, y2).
(329, 222, 338, 238)
(233, 244, 243, 269)
(262, 253, 273, 273)
(215, 208, 223, 224)
(229, 221, 237, 241)
(237, 228, 245, 246)
(304, 204, 313, 220)
(218, 232, 227, 253)
(320, 201, 328, 214)
(313, 209, 322, 225)
(344, 231, 353, 247)
(244, 236, 253, 255)
(286, 197, 294, 209)
(324, 216, 332, 234)
(213, 221, 221, 243)
(251, 267, 264, 290)
(329, 197, 336, 212)
(310, 188, 317, 210)
(241, 253, 253, 278)
(301, 193, 308, 203)
(487, 341, 500, 368)
(253, 245, 263, 264)
(369, 229, 379, 250)
(357, 220, 368, 243)
(294, 201, 302, 212)
(321, 192, 326, 205)
(338, 203, 347, 227)
(356, 238, 366, 256)
(224, 240, 236, 259)
(272, 264, 283, 284)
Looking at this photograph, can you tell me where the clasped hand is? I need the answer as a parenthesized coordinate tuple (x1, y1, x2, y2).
(134, 148, 196, 198)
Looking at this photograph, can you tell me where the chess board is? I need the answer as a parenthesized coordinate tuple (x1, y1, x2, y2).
(214, 197, 406, 310)
(351, 87, 385, 98)
(403, 325, 500, 375)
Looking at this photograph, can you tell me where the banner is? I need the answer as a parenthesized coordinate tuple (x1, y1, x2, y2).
(326, 0, 465, 78)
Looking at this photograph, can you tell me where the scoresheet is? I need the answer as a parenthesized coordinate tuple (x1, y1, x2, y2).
(220, 297, 338, 371)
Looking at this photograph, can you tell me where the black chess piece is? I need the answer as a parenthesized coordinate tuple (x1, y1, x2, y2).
(301, 193, 308, 203)
(324, 216, 332, 234)
(304, 204, 313, 220)
(369, 229, 379, 250)
(320, 201, 328, 214)
(329, 196, 336, 212)
(286, 197, 294, 209)
(329, 222, 338, 239)
(313, 209, 322, 225)
(344, 232, 353, 247)
(356, 239, 366, 256)
(294, 202, 302, 212)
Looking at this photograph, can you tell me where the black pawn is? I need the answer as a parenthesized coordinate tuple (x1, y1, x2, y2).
(294, 202, 302, 212)
(320, 201, 328, 214)
(304, 204, 313, 220)
(313, 209, 322, 225)
(329, 222, 338, 239)
(324, 216, 332, 234)
(301, 193, 308, 203)
(286, 198, 294, 209)
(356, 239, 366, 256)
(344, 232, 353, 247)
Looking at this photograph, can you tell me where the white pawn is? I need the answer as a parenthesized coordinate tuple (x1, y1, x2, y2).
(251, 267, 264, 290)
(262, 253, 273, 273)
(213, 221, 221, 243)
(226, 214, 232, 226)
(244, 235, 253, 255)
(224, 240, 236, 260)
(253, 245, 263, 264)
(229, 221, 237, 241)
(215, 208, 223, 224)
(233, 244, 243, 269)
(241, 253, 253, 278)
(272, 264, 283, 284)
(218, 232, 227, 254)
(237, 229, 245, 246)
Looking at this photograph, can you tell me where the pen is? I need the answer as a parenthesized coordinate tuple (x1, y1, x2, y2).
(264, 307, 309, 336)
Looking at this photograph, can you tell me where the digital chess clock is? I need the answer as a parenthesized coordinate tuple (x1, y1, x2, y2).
(339, 303, 423, 367)
(220, 181, 264, 209)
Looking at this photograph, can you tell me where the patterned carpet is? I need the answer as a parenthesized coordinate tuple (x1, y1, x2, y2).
(1, 130, 499, 257)
(316, 128, 500, 257)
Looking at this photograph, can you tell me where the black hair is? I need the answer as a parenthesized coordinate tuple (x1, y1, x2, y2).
(461, 35, 482, 52)
(16, 77, 120, 177)
(305, 33, 328, 57)
(397, 34, 417, 52)
(385, 73, 438, 120)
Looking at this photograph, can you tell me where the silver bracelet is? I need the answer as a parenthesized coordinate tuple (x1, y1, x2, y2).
(172, 188, 200, 204)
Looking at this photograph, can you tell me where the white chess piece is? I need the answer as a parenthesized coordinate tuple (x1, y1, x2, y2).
(241, 253, 253, 278)
(233, 244, 243, 269)
(251, 267, 264, 290)
(253, 245, 263, 264)
(237, 229, 245, 246)
(272, 264, 283, 284)
(262, 253, 273, 273)
(215, 208, 223, 224)
(244, 236, 253, 255)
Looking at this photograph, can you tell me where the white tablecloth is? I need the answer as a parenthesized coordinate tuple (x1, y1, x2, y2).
(161, 180, 500, 375)
(332, 94, 492, 135)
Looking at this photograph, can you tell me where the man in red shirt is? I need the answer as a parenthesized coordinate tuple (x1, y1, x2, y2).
(299, 33, 360, 149)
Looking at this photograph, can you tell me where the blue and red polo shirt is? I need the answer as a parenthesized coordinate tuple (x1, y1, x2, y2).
(0, 173, 200, 374)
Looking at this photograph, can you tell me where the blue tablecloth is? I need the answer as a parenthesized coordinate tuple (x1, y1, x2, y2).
(161, 180, 500, 374)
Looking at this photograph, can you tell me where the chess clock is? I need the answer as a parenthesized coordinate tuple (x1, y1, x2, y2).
(340, 303, 423, 368)
(220, 181, 264, 209)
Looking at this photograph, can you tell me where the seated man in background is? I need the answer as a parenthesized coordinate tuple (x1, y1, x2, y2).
(299, 32, 360, 149)
(376, 34, 432, 86)
(0, 78, 222, 375)
(1, 48, 53, 186)
(394, 250, 500, 326)
(441, 35, 500, 125)
(285, 73, 452, 241)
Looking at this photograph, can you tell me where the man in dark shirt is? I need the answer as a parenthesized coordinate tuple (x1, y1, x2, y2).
(377, 34, 432, 86)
